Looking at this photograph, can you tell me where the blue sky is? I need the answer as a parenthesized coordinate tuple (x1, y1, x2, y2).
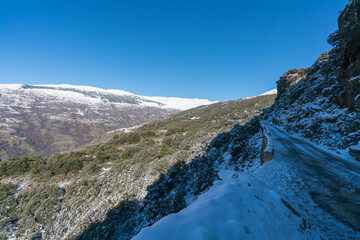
(0, 0, 348, 100)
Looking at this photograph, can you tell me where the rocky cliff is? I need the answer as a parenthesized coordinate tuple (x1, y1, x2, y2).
(276, 68, 308, 99)
(265, 0, 360, 152)
(338, 0, 360, 109)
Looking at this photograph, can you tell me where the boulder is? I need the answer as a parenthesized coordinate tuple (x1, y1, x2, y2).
(349, 148, 360, 160)
(349, 144, 360, 161)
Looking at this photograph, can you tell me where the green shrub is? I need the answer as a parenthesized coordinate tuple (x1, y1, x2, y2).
(121, 147, 139, 160)
(141, 131, 156, 138)
(165, 128, 185, 136)
(158, 144, 170, 158)
(126, 133, 141, 144)
(83, 162, 101, 174)
(17, 185, 61, 226)
(0, 183, 16, 201)
(287, 69, 299, 74)
(0, 156, 47, 177)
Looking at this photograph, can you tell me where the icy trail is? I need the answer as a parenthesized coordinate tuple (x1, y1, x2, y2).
(256, 123, 360, 239)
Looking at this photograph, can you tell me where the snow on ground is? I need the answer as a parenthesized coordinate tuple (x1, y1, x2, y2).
(266, 121, 360, 164)
(133, 124, 360, 240)
(259, 89, 277, 96)
(351, 144, 360, 151)
(133, 170, 307, 240)
(35, 84, 135, 96)
(256, 123, 360, 239)
(107, 124, 143, 134)
(189, 116, 201, 120)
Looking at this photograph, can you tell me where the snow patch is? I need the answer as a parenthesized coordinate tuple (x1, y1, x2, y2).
(259, 89, 277, 96)
(349, 75, 360, 81)
(143, 96, 216, 111)
(351, 143, 360, 151)
(189, 116, 200, 120)
(133, 171, 306, 240)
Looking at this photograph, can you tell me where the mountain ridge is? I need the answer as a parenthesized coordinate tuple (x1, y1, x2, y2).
(0, 83, 216, 159)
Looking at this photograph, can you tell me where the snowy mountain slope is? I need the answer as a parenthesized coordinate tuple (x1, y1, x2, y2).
(0, 84, 215, 158)
(0, 84, 214, 110)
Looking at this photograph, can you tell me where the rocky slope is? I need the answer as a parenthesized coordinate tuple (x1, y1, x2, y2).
(338, 0, 360, 109)
(264, 0, 360, 155)
(0, 84, 214, 159)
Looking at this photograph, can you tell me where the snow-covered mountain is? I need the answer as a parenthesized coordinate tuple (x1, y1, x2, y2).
(0, 84, 214, 111)
(0, 84, 215, 158)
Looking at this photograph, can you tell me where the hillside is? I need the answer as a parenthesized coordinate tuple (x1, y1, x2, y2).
(0, 84, 214, 159)
(0, 93, 275, 239)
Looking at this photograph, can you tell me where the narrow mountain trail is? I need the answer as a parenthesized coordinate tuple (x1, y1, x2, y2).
(257, 123, 360, 239)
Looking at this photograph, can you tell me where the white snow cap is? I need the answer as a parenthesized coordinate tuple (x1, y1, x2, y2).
(260, 89, 277, 96)
(0, 84, 23, 90)
(0, 84, 215, 111)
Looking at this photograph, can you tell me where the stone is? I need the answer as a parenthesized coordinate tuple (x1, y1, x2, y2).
(349, 146, 360, 161)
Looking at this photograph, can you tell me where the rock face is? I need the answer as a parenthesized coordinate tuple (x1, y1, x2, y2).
(267, 0, 360, 150)
(276, 68, 307, 99)
(338, 0, 360, 109)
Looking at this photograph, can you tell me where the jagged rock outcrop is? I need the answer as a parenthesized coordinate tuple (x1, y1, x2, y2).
(266, 0, 360, 150)
(338, 0, 360, 109)
(276, 68, 307, 99)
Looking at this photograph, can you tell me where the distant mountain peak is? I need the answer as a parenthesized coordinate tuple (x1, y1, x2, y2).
(259, 89, 277, 96)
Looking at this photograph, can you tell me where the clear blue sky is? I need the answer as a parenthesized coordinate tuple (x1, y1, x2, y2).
(0, 0, 348, 101)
